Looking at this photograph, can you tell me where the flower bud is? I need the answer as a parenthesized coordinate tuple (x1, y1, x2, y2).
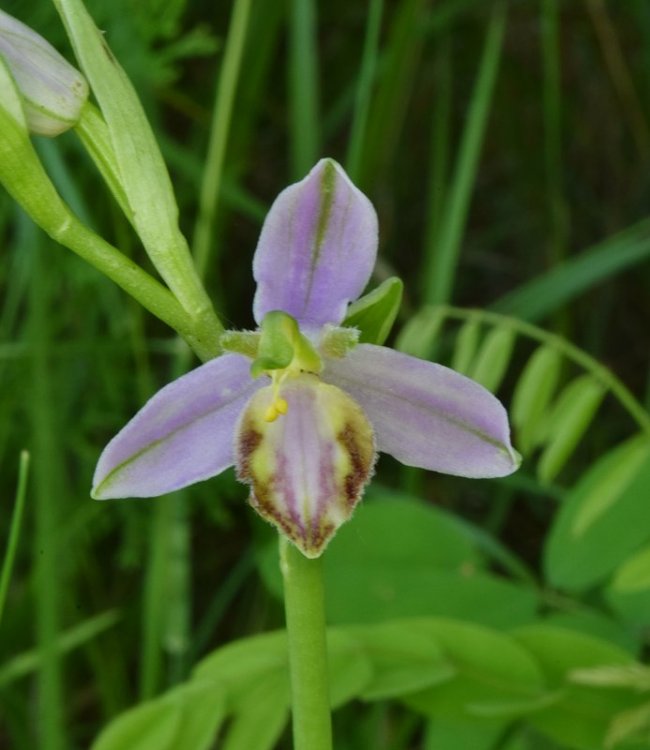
(0, 9, 88, 136)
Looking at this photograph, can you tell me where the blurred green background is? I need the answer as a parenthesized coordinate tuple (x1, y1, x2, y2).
(2, 1, 650, 748)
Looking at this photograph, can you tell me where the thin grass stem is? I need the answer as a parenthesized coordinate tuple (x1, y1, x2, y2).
(422, 37, 452, 274)
(422, 2, 506, 306)
(289, 0, 321, 178)
(541, 0, 569, 268)
(193, 0, 253, 281)
(0, 451, 30, 625)
(346, 0, 384, 182)
(29, 235, 66, 750)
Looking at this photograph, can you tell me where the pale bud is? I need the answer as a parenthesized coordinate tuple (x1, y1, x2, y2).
(0, 9, 88, 136)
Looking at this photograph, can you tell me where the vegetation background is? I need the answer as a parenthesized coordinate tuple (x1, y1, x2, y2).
(2, 0, 650, 748)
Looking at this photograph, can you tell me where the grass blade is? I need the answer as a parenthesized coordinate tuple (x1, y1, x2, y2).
(289, 0, 321, 178)
(422, 2, 507, 306)
(345, 0, 384, 182)
(0, 450, 30, 624)
(491, 218, 650, 321)
(192, 0, 253, 280)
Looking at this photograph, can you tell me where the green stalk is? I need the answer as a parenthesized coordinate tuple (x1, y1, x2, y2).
(193, 0, 253, 280)
(0, 103, 219, 360)
(53, 218, 220, 362)
(280, 538, 332, 750)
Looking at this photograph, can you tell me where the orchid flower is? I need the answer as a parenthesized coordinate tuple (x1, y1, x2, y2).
(92, 159, 519, 558)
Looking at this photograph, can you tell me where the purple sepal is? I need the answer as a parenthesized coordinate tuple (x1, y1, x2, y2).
(323, 344, 520, 478)
(92, 354, 262, 498)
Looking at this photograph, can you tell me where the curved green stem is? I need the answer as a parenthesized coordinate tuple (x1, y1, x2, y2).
(439, 305, 650, 436)
(0, 102, 220, 360)
(53, 217, 220, 361)
(280, 538, 333, 750)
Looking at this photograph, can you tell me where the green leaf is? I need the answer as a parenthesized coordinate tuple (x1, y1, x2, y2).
(512, 625, 640, 750)
(92, 699, 182, 750)
(450, 319, 482, 374)
(544, 436, 650, 591)
(192, 630, 370, 748)
(424, 718, 506, 750)
(169, 682, 227, 750)
(74, 103, 131, 219)
(92, 680, 226, 750)
(258, 495, 538, 628)
(193, 630, 286, 706)
(610, 544, 650, 594)
(536, 374, 606, 482)
(543, 610, 640, 654)
(343, 276, 403, 345)
(606, 700, 650, 749)
(511, 345, 563, 454)
(469, 327, 515, 393)
(220, 670, 288, 750)
(569, 664, 650, 692)
(403, 619, 547, 721)
(606, 542, 650, 627)
(346, 620, 455, 701)
(327, 630, 373, 707)
(395, 305, 446, 359)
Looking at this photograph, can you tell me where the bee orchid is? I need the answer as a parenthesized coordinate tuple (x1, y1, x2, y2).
(92, 159, 519, 557)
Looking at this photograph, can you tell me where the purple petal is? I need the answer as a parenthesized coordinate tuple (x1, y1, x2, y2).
(235, 375, 376, 557)
(252, 159, 377, 330)
(323, 345, 519, 478)
(92, 354, 262, 498)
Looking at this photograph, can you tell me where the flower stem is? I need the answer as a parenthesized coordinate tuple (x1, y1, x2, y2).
(280, 537, 333, 750)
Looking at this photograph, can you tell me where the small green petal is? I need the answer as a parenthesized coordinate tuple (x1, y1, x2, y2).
(343, 276, 403, 345)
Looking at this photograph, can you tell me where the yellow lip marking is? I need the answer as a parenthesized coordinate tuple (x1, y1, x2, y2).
(263, 374, 290, 423)
(264, 396, 289, 423)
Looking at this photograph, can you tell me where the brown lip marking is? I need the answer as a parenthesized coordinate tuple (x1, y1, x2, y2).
(250, 487, 334, 554)
(338, 422, 373, 509)
(236, 422, 262, 481)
